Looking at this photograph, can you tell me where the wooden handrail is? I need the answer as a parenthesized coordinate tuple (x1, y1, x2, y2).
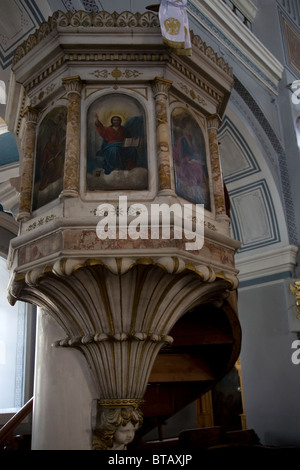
(0, 397, 33, 447)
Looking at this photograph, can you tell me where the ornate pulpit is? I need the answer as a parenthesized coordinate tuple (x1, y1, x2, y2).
(6, 9, 241, 449)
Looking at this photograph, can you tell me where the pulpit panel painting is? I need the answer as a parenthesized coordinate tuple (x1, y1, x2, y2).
(32, 106, 67, 211)
(171, 108, 211, 209)
(86, 94, 148, 191)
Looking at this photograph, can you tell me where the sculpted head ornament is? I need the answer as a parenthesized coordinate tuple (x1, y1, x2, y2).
(92, 406, 143, 450)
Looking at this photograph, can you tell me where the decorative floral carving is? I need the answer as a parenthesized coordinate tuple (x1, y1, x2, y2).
(90, 68, 142, 80)
(190, 31, 233, 77)
(116, 11, 139, 28)
(12, 10, 160, 65)
(26, 214, 56, 232)
(12, 10, 231, 79)
(70, 10, 92, 27)
(36, 22, 51, 42)
(93, 11, 115, 27)
(140, 11, 160, 27)
(178, 82, 207, 106)
(25, 34, 37, 53)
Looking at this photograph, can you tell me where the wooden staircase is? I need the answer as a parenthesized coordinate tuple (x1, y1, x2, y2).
(138, 297, 241, 441)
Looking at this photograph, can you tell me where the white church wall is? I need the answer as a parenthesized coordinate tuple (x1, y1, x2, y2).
(238, 279, 300, 447)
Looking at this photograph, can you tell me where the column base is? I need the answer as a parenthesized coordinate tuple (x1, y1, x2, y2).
(59, 189, 79, 199)
(216, 213, 230, 225)
(157, 188, 176, 197)
(16, 211, 31, 222)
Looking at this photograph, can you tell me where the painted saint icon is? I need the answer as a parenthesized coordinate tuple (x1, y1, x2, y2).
(171, 108, 211, 209)
(32, 106, 67, 210)
(86, 94, 148, 191)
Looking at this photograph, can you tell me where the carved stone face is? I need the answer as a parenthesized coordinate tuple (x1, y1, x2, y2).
(113, 421, 139, 449)
(92, 405, 143, 450)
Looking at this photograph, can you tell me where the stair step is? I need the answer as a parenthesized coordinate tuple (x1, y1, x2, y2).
(149, 352, 216, 382)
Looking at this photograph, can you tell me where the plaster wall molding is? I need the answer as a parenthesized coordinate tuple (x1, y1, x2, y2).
(236, 244, 298, 284)
(232, 0, 258, 23)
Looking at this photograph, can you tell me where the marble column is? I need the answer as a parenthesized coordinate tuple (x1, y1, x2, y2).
(60, 76, 82, 198)
(17, 106, 39, 222)
(151, 77, 173, 194)
(207, 114, 228, 224)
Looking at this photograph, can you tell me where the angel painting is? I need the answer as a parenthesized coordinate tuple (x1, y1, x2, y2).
(86, 94, 148, 191)
(171, 108, 211, 209)
(32, 106, 67, 210)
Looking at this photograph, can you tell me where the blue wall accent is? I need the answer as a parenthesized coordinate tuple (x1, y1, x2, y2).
(239, 270, 293, 288)
(0, 131, 19, 165)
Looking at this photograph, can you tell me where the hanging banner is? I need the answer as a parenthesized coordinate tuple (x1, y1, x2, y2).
(158, 0, 192, 56)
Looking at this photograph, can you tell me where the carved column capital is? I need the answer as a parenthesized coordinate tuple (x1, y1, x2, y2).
(206, 113, 222, 130)
(21, 106, 39, 123)
(151, 77, 173, 98)
(62, 75, 83, 96)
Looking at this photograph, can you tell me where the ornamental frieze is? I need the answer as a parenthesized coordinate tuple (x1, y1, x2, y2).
(12, 10, 232, 80)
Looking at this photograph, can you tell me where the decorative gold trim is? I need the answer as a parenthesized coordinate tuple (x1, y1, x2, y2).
(97, 398, 145, 408)
(289, 281, 300, 319)
(178, 82, 207, 107)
